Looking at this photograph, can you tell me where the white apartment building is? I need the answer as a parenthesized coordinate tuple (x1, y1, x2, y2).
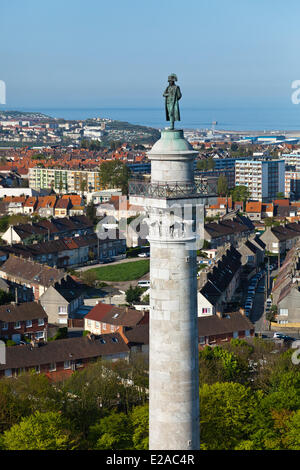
(83, 127, 103, 140)
(29, 167, 102, 194)
(285, 169, 300, 199)
(281, 154, 300, 199)
(282, 153, 300, 167)
(235, 159, 285, 202)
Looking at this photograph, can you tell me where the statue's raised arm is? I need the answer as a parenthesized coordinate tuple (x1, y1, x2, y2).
(163, 73, 182, 130)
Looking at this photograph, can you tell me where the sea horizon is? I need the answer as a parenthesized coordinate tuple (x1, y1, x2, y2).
(1, 105, 300, 132)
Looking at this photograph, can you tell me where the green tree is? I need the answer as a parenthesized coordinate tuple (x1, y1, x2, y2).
(284, 410, 300, 449)
(126, 285, 143, 304)
(231, 185, 251, 209)
(196, 160, 207, 171)
(198, 345, 250, 386)
(0, 289, 14, 305)
(264, 217, 281, 227)
(207, 157, 215, 170)
(217, 175, 228, 196)
(2, 411, 78, 450)
(80, 178, 87, 195)
(81, 269, 98, 287)
(89, 412, 133, 450)
(99, 160, 130, 194)
(276, 192, 285, 199)
(131, 404, 149, 450)
(62, 360, 126, 436)
(199, 382, 258, 450)
(230, 142, 239, 152)
(86, 201, 97, 224)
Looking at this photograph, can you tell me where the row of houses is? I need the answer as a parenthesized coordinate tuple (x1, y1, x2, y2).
(205, 197, 300, 221)
(3, 194, 85, 218)
(197, 238, 265, 317)
(272, 243, 300, 324)
(0, 302, 254, 380)
(0, 256, 84, 324)
(0, 232, 126, 268)
(2, 215, 94, 244)
(204, 213, 255, 249)
(260, 221, 300, 254)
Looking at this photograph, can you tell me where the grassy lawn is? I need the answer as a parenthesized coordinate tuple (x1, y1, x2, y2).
(86, 259, 150, 282)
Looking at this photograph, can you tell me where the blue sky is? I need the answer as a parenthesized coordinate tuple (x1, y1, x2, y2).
(1, 0, 299, 108)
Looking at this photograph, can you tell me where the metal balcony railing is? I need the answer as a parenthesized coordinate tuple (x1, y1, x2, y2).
(128, 179, 217, 199)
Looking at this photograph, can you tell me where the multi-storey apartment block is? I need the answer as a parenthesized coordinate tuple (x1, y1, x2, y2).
(285, 169, 300, 199)
(235, 159, 285, 202)
(29, 167, 103, 193)
(282, 152, 300, 168)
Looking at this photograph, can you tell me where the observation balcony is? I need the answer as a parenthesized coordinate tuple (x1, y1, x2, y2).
(128, 179, 217, 200)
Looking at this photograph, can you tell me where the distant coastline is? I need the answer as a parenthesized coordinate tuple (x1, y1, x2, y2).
(1, 105, 300, 133)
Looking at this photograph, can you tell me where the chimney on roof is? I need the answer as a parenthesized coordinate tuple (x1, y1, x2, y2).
(216, 310, 223, 318)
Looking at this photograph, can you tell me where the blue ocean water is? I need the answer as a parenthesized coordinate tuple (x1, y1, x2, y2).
(2, 105, 300, 131)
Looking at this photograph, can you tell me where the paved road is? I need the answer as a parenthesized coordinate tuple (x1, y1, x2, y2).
(249, 278, 267, 334)
(248, 270, 300, 341)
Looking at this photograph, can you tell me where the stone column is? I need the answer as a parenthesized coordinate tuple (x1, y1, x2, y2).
(148, 214, 200, 450)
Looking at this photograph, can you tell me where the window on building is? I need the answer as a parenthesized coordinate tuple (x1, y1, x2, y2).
(245, 330, 250, 337)
(102, 323, 107, 330)
(2, 322, 8, 330)
(4, 369, 12, 378)
(38, 318, 45, 326)
(26, 320, 32, 328)
(64, 360, 71, 369)
(14, 321, 21, 329)
(35, 365, 40, 374)
(49, 363, 56, 372)
(95, 322, 100, 329)
(279, 309, 288, 316)
(199, 336, 205, 345)
(233, 331, 238, 339)
(58, 306, 67, 313)
(202, 308, 211, 314)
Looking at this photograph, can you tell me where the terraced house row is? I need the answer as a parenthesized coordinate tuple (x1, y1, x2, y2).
(2, 215, 93, 244)
(4, 194, 84, 218)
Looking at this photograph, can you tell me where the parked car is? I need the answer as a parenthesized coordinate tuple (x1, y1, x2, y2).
(138, 252, 150, 258)
(273, 332, 285, 339)
(138, 280, 150, 287)
(100, 258, 113, 264)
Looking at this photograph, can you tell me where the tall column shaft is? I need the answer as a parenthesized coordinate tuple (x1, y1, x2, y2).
(149, 236, 200, 450)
